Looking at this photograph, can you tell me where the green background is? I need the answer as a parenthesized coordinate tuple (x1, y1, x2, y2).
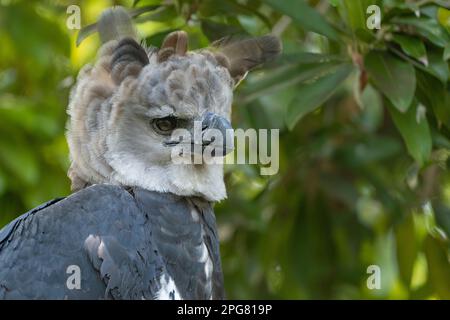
(1, 0, 450, 299)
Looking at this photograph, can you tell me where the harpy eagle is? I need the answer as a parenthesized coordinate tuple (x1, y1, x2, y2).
(0, 7, 281, 299)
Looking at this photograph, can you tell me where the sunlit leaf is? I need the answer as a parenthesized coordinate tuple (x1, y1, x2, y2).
(3, 5, 70, 64)
(76, 23, 98, 47)
(424, 235, 450, 299)
(133, 5, 174, 23)
(437, 7, 450, 31)
(129, 5, 161, 17)
(395, 214, 417, 287)
(338, 0, 378, 42)
(76, 5, 161, 46)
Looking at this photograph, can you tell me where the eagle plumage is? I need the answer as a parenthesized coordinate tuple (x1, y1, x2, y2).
(0, 6, 281, 299)
(0, 185, 223, 299)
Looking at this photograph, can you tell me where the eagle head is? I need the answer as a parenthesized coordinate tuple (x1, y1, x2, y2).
(67, 7, 281, 201)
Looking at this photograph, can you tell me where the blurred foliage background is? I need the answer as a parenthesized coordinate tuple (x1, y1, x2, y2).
(1, 0, 450, 299)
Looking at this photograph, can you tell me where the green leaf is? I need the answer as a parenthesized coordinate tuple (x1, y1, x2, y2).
(365, 51, 416, 112)
(264, 53, 347, 70)
(395, 214, 417, 287)
(129, 5, 161, 18)
(392, 17, 450, 48)
(337, 135, 401, 167)
(426, 49, 449, 83)
(134, 5, 177, 23)
(76, 23, 97, 47)
(238, 60, 341, 104)
(338, 0, 377, 42)
(4, 5, 70, 62)
(0, 170, 6, 196)
(144, 29, 178, 47)
(433, 202, 450, 239)
(437, 7, 450, 31)
(392, 34, 427, 62)
(198, 0, 271, 28)
(328, 0, 339, 7)
(263, 0, 339, 40)
(133, 0, 161, 6)
(388, 102, 432, 166)
(200, 19, 245, 41)
(285, 63, 353, 130)
(342, 0, 367, 30)
(424, 235, 450, 299)
(444, 43, 450, 60)
(399, 47, 450, 84)
(416, 70, 450, 128)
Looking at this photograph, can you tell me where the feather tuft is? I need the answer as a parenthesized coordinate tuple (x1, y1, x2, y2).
(213, 34, 282, 82)
(97, 6, 137, 44)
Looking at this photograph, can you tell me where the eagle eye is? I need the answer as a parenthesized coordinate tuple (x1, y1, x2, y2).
(153, 116, 178, 135)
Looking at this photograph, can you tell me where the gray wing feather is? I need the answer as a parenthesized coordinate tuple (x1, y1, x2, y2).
(0, 185, 162, 299)
(0, 184, 224, 300)
(134, 189, 225, 299)
(84, 234, 161, 299)
(0, 198, 63, 248)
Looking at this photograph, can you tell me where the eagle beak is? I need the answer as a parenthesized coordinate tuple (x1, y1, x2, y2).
(165, 113, 234, 158)
(201, 112, 234, 157)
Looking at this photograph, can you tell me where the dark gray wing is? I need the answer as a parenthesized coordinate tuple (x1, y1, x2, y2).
(0, 184, 225, 300)
(0, 184, 164, 299)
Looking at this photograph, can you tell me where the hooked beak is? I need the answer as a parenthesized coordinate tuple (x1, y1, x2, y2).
(200, 112, 234, 157)
(164, 112, 234, 158)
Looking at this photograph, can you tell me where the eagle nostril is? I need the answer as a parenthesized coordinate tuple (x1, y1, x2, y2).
(202, 136, 215, 146)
